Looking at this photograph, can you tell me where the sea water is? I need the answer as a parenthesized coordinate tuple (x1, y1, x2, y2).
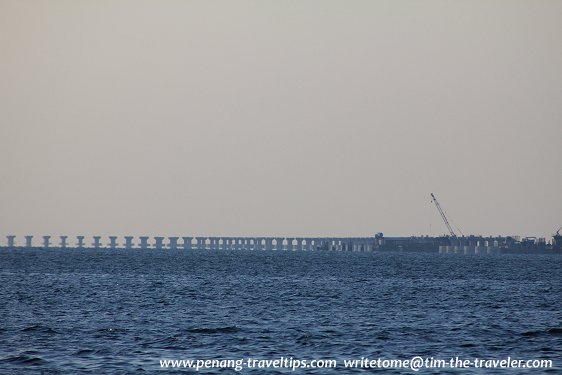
(1, 248, 560, 373)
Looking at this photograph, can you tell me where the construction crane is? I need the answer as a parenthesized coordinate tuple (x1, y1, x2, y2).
(430, 193, 463, 238)
(554, 226, 562, 251)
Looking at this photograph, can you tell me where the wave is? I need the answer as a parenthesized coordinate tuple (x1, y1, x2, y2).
(1, 354, 47, 366)
(185, 326, 240, 334)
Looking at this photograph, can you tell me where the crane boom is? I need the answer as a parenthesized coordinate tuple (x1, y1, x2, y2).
(431, 193, 457, 238)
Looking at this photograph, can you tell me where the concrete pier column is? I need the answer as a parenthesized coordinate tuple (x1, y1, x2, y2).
(285, 238, 292, 251)
(92, 236, 102, 249)
(76, 236, 85, 249)
(194, 237, 204, 250)
(7, 235, 16, 248)
(139, 236, 150, 249)
(244, 238, 251, 250)
(313, 239, 320, 251)
(169, 237, 179, 250)
(274, 238, 283, 251)
(25, 235, 33, 248)
(59, 236, 68, 249)
(124, 236, 134, 249)
(108, 236, 118, 250)
(154, 237, 165, 250)
(310, 239, 317, 251)
(182, 237, 193, 250)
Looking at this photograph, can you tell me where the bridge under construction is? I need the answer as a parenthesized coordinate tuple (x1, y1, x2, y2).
(0, 233, 559, 254)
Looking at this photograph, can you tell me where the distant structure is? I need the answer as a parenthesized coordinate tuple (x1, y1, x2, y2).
(553, 226, 562, 251)
(1, 233, 560, 254)
(76, 236, 85, 249)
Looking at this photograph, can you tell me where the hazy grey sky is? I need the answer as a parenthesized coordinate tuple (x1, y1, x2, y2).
(1, 1, 561, 240)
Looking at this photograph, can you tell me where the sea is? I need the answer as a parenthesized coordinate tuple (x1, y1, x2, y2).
(0, 248, 560, 374)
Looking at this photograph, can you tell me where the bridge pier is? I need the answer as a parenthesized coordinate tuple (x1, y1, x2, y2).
(169, 237, 179, 250)
(60, 236, 68, 249)
(92, 236, 102, 249)
(25, 235, 33, 248)
(124, 236, 134, 249)
(6, 235, 16, 248)
(76, 236, 85, 249)
(109, 236, 118, 249)
(154, 237, 165, 250)
(182, 237, 193, 250)
(139, 236, 150, 249)
(43, 236, 51, 249)
(195, 237, 205, 250)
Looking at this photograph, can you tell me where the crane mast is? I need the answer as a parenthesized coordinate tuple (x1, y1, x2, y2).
(431, 193, 457, 238)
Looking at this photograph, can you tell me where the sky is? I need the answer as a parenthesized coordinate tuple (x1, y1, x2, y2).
(1, 1, 561, 242)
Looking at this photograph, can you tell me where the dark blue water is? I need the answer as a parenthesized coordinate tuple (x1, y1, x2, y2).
(1, 249, 560, 374)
